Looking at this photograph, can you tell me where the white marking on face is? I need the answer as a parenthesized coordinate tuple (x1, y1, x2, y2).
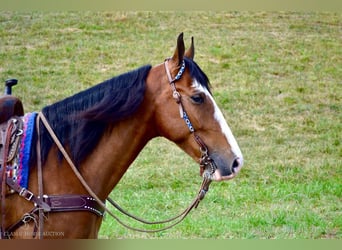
(191, 80, 244, 166)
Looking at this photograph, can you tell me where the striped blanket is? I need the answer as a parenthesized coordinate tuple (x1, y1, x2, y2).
(6, 112, 36, 189)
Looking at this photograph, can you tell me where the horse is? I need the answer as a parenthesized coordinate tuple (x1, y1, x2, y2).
(0, 33, 243, 239)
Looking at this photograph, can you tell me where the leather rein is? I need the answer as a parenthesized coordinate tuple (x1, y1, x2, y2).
(1, 59, 217, 238)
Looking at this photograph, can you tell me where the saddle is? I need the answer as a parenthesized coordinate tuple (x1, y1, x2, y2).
(0, 79, 25, 238)
(0, 96, 24, 167)
(0, 116, 23, 167)
(0, 79, 24, 124)
(0, 78, 24, 165)
(0, 96, 24, 124)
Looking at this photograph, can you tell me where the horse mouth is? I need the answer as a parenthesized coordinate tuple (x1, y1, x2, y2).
(212, 170, 236, 181)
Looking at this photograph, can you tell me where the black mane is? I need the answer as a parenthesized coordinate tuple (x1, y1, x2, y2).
(40, 65, 152, 166)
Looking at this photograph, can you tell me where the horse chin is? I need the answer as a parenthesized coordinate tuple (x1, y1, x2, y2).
(210, 169, 235, 182)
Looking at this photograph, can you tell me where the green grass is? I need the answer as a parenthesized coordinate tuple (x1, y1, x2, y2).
(0, 11, 341, 239)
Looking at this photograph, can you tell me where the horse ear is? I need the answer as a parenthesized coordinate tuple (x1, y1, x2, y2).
(172, 32, 185, 66)
(184, 36, 195, 60)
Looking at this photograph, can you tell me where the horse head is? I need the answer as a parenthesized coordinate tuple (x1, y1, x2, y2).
(152, 33, 243, 182)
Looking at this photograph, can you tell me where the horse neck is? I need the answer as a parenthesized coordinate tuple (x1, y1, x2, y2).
(40, 65, 163, 201)
(77, 74, 162, 200)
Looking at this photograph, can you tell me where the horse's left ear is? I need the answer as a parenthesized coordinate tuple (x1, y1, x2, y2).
(172, 33, 185, 66)
(184, 36, 195, 60)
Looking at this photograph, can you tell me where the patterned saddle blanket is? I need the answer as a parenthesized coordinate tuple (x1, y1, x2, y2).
(0, 112, 36, 189)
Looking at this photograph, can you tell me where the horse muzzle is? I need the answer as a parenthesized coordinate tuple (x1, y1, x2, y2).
(207, 155, 243, 182)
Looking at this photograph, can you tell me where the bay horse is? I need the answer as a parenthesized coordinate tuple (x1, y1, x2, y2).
(1, 33, 243, 239)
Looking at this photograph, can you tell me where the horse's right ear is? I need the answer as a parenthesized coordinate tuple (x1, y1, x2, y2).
(171, 33, 185, 66)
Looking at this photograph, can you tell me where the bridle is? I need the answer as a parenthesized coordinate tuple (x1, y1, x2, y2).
(164, 58, 218, 178)
(1, 58, 218, 238)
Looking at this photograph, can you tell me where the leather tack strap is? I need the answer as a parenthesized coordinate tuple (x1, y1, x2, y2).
(5, 178, 104, 226)
(43, 195, 104, 216)
(4, 194, 105, 238)
(6, 177, 51, 212)
(164, 59, 217, 178)
(36, 113, 44, 239)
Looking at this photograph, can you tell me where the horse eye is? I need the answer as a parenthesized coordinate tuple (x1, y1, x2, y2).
(190, 94, 204, 104)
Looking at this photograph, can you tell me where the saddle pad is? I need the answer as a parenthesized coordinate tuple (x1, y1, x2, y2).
(7, 112, 37, 189)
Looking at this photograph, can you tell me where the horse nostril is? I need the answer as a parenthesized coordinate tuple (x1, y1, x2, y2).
(232, 158, 241, 173)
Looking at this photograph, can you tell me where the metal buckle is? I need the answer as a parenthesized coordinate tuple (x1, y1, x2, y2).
(19, 188, 34, 201)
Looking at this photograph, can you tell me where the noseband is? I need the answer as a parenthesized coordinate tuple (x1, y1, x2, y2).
(164, 59, 217, 180)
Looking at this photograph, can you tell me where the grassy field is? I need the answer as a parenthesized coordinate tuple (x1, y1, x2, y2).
(0, 11, 341, 239)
